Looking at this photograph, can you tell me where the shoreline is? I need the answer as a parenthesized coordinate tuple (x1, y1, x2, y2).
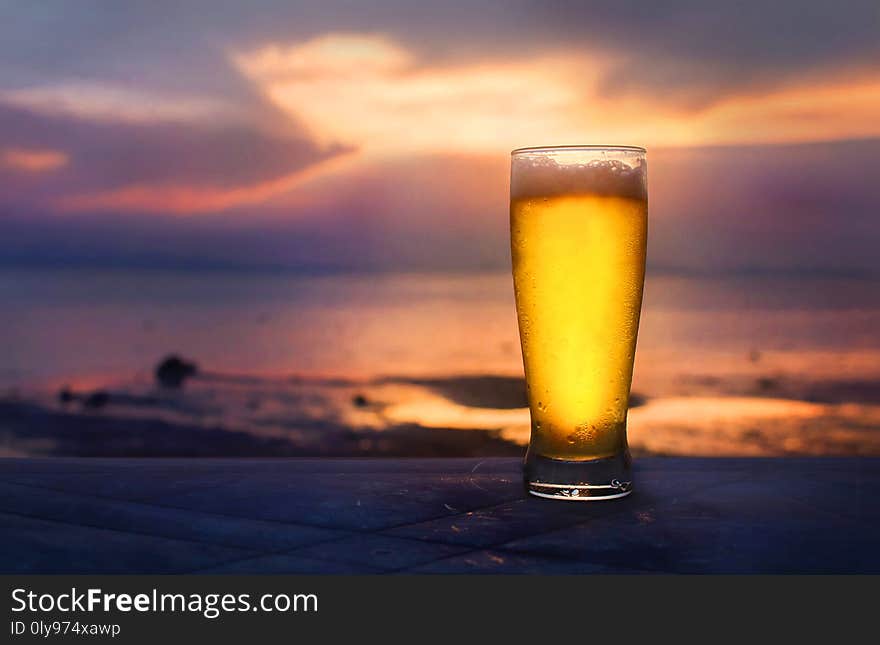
(2, 369, 880, 458)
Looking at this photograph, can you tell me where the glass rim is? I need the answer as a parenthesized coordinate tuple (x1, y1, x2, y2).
(511, 144, 646, 156)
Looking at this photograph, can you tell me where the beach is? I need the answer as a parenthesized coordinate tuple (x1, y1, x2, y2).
(2, 268, 879, 458)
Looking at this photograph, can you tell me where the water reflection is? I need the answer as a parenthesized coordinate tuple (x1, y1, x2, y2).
(1, 269, 879, 457)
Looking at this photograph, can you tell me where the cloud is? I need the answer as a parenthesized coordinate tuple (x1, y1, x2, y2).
(2, 5, 878, 219)
(1, 147, 68, 172)
(0, 83, 241, 125)
(234, 34, 594, 153)
(240, 34, 414, 78)
(57, 153, 355, 215)
(0, 102, 349, 214)
(5, 2, 877, 97)
(236, 33, 880, 154)
(520, 1, 880, 101)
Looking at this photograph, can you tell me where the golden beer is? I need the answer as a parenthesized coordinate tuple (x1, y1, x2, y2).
(510, 146, 647, 500)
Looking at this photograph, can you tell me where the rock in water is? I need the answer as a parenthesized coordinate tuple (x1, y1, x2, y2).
(83, 391, 110, 408)
(352, 394, 369, 408)
(155, 355, 198, 389)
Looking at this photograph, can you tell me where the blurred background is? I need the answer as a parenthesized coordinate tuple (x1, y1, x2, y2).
(1, 1, 878, 457)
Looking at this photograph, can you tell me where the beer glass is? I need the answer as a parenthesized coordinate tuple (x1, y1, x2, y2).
(510, 145, 647, 500)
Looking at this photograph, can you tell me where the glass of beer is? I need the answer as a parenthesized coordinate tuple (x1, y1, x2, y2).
(510, 145, 647, 500)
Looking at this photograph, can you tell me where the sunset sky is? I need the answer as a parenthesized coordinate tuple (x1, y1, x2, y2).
(1, 1, 878, 274)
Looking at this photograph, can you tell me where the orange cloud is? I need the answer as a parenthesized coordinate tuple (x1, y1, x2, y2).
(235, 34, 880, 152)
(684, 76, 880, 145)
(57, 153, 353, 215)
(1, 147, 68, 172)
(234, 34, 596, 153)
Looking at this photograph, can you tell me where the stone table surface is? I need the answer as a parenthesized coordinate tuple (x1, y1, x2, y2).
(0, 457, 877, 574)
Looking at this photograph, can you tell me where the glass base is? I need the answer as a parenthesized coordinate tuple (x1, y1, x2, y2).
(523, 451, 633, 501)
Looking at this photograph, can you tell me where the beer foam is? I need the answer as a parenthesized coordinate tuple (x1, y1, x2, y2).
(511, 155, 646, 201)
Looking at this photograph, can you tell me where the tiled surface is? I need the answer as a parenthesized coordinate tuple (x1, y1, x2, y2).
(0, 457, 877, 573)
(0, 512, 252, 574)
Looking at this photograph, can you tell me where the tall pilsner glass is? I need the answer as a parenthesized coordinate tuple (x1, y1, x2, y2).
(510, 146, 647, 500)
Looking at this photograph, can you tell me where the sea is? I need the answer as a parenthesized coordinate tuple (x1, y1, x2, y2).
(1, 267, 879, 457)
